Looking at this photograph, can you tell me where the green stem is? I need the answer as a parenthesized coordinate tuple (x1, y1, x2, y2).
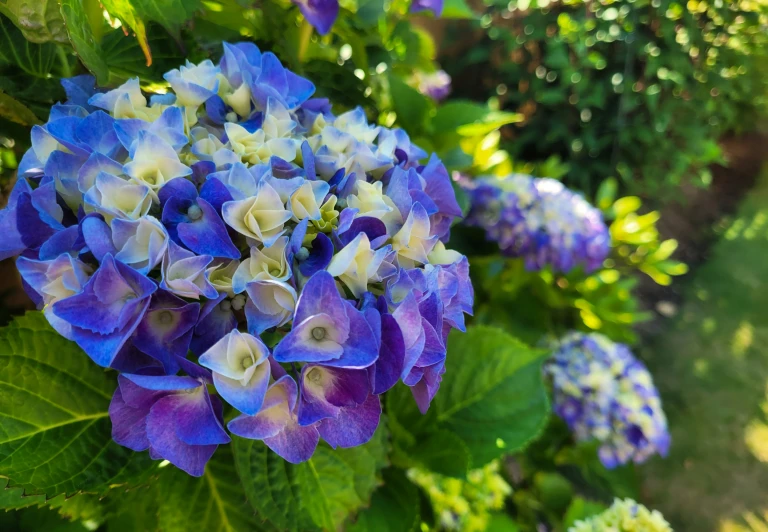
(56, 46, 72, 78)
(297, 19, 313, 64)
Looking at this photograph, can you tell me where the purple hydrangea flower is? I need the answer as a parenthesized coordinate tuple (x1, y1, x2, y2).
(109, 374, 230, 476)
(545, 332, 670, 468)
(414, 70, 452, 101)
(0, 42, 473, 473)
(464, 174, 610, 273)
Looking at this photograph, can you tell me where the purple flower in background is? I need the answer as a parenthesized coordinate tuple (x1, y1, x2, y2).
(410, 0, 444, 17)
(0, 41, 473, 472)
(545, 332, 670, 468)
(414, 70, 452, 101)
(292, 0, 339, 35)
(109, 374, 230, 476)
(464, 174, 610, 273)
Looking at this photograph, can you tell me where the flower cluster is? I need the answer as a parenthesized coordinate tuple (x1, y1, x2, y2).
(1, 42, 472, 476)
(569, 498, 672, 532)
(545, 332, 670, 468)
(408, 460, 511, 532)
(463, 174, 610, 273)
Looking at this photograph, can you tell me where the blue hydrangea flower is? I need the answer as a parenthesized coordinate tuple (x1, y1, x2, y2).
(546, 332, 670, 468)
(0, 42, 472, 474)
(464, 174, 610, 273)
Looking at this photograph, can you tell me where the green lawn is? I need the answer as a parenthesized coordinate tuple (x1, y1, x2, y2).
(640, 166, 768, 531)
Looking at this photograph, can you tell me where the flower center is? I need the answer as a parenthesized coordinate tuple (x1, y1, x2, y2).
(187, 204, 203, 221)
(231, 294, 246, 311)
(158, 310, 173, 325)
(241, 356, 254, 369)
(311, 327, 326, 341)
(220, 300, 232, 312)
(307, 367, 322, 383)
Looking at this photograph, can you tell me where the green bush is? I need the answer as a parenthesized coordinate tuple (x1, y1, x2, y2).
(444, 0, 768, 196)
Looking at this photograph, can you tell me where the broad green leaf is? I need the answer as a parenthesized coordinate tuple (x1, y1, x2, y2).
(433, 100, 512, 135)
(59, 0, 109, 85)
(0, 90, 41, 125)
(0, 312, 154, 498)
(0, 478, 45, 510)
(434, 326, 551, 465)
(486, 513, 521, 531)
(297, 446, 362, 531)
(233, 425, 389, 531)
(0, 14, 57, 77)
(389, 74, 430, 136)
(441, 0, 476, 19)
(409, 429, 470, 477)
(158, 445, 265, 532)
(232, 436, 315, 531)
(0, 0, 68, 43)
(346, 468, 420, 532)
(101, 0, 200, 66)
(455, 110, 523, 137)
(562, 497, 607, 529)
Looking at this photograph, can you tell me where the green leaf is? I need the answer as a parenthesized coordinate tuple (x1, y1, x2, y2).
(0, 478, 46, 510)
(0, 89, 41, 125)
(409, 429, 470, 477)
(232, 436, 316, 531)
(233, 425, 389, 531)
(562, 497, 607, 529)
(0, 14, 57, 77)
(58, 0, 109, 85)
(486, 513, 521, 531)
(100, 0, 199, 65)
(0, 312, 154, 498)
(441, 0, 476, 19)
(0, 0, 68, 44)
(158, 445, 265, 532)
(346, 468, 420, 532)
(434, 326, 551, 465)
(432, 100, 521, 139)
(388, 74, 430, 136)
(297, 446, 362, 531)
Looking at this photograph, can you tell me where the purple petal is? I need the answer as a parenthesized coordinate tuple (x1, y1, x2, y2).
(318, 394, 381, 449)
(173, 389, 231, 446)
(298, 232, 333, 277)
(293, 0, 339, 36)
(146, 393, 219, 477)
(369, 313, 405, 394)
(263, 420, 320, 463)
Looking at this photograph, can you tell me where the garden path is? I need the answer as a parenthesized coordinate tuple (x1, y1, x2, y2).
(641, 165, 768, 531)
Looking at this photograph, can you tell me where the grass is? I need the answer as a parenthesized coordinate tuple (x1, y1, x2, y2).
(640, 166, 768, 531)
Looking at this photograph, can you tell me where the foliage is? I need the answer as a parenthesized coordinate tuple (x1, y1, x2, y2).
(0, 0, 702, 529)
(444, 0, 768, 196)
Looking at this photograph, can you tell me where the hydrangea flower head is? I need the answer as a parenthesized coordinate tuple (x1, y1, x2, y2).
(1, 42, 472, 476)
(463, 174, 610, 273)
(569, 498, 672, 532)
(546, 332, 670, 468)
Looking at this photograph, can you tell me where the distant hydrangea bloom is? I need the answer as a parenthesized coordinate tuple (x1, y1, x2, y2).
(2, 42, 472, 476)
(414, 70, 452, 102)
(569, 498, 672, 532)
(463, 174, 610, 273)
(546, 332, 670, 468)
(408, 460, 511, 532)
